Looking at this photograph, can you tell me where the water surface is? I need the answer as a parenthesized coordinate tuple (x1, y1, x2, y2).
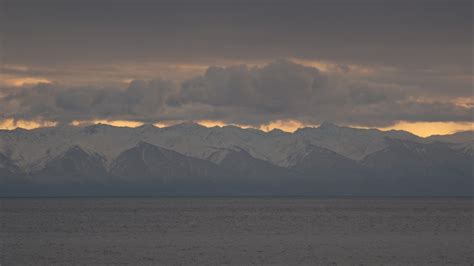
(1, 197, 472, 264)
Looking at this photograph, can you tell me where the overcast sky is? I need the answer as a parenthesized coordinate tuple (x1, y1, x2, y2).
(0, 0, 472, 134)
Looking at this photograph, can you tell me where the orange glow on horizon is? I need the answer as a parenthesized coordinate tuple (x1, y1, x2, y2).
(0, 119, 472, 137)
(195, 120, 254, 129)
(258, 120, 315, 132)
(70, 120, 144, 128)
(377, 121, 473, 137)
(0, 119, 57, 130)
(195, 119, 314, 132)
(1, 77, 52, 87)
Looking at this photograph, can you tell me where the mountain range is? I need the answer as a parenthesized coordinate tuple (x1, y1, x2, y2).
(0, 122, 472, 196)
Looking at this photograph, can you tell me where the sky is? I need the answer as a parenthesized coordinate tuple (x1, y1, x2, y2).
(0, 0, 472, 136)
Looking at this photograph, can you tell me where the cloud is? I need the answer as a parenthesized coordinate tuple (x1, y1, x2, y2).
(0, 60, 471, 127)
(175, 60, 319, 113)
(3, 0, 471, 71)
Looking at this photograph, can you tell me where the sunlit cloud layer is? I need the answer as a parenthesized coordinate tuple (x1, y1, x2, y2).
(0, 60, 472, 132)
(0, 118, 57, 131)
(377, 121, 473, 137)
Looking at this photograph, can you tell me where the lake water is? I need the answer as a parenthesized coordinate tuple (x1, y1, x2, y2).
(1, 197, 472, 265)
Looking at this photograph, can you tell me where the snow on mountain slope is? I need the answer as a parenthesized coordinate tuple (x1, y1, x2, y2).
(0, 126, 80, 171)
(0, 122, 435, 171)
(289, 122, 421, 163)
(362, 138, 471, 169)
(34, 145, 109, 185)
(427, 131, 474, 143)
(109, 141, 219, 183)
(452, 141, 474, 157)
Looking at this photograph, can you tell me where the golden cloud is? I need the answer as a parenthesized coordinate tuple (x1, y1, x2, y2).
(0, 118, 57, 130)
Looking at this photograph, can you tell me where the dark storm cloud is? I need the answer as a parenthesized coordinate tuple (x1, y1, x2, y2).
(0, 60, 471, 127)
(1, 0, 471, 69)
(0, 80, 176, 123)
(175, 60, 320, 113)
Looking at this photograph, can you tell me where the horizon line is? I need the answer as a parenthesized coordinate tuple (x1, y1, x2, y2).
(1, 119, 472, 138)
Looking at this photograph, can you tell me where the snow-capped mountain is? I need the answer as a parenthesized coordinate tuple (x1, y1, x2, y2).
(0, 123, 472, 196)
(0, 121, 425, 170)
(427, 130, 473, 143)
(110, 141, 219, 184)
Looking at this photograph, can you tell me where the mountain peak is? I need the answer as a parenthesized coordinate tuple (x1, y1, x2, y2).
(82, 123, 121, 133)
(83, 124, 108, 134)
(169, 121, 205, 130)
(136, 141, 156, 148)
(137, 123, 157, 131)
(318, 121, 339, 130)
(59, 145, 93, 159)
(427, 130, 474, 143)
(268, 128, 289, 136)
